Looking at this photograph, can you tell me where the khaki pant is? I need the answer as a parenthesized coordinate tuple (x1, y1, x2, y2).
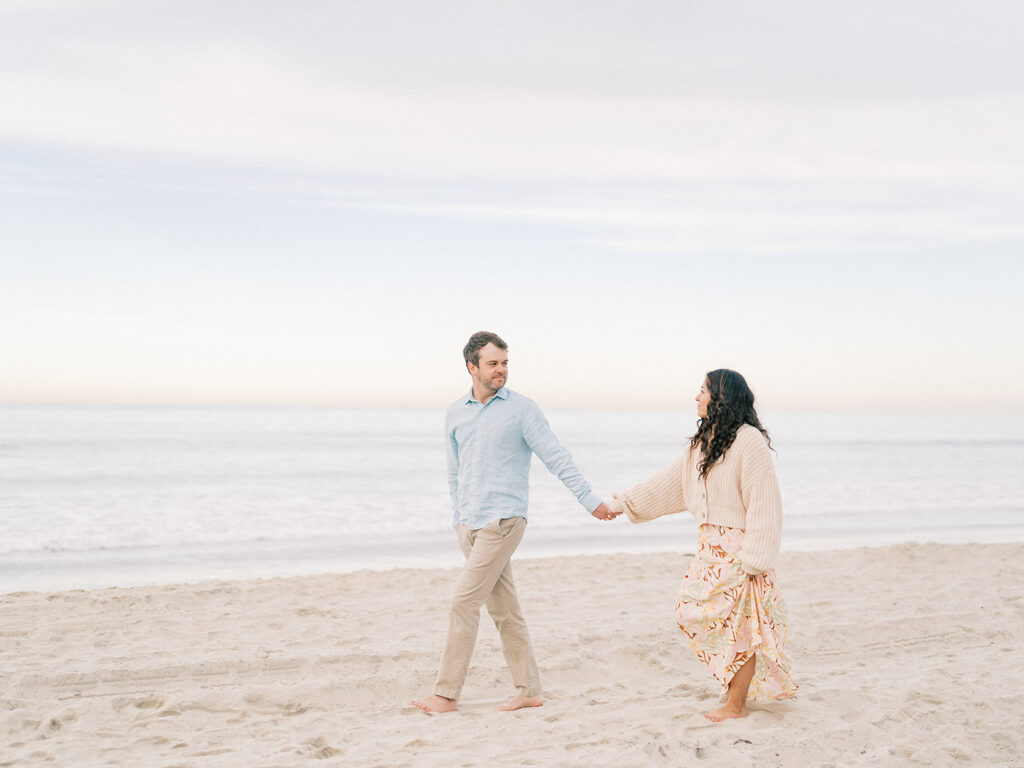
(433, 516, 541, 699)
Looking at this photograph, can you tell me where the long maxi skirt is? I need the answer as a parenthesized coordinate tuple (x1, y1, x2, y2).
(674, 523, 798, 701)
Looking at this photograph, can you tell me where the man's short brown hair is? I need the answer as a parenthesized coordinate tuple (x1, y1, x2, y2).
(463, 331, 508, 366)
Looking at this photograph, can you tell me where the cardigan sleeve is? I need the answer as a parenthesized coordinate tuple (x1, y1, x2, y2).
(609, 453, 688, 523)
(735, 432, 783, 575)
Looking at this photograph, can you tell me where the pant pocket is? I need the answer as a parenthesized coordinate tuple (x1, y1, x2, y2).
(498, 516, 523, 537)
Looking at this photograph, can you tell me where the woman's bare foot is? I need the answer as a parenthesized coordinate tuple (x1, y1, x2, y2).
(705, 653, 756, 722)
(704, 703, 747, 722)
(496, 694, 543, 712)
(412, 695, 457, 713)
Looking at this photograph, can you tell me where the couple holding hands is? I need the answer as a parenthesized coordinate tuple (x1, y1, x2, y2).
(412, 332, 797, 722)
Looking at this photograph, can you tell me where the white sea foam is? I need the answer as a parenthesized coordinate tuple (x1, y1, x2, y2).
(1, 406, 1022, 591)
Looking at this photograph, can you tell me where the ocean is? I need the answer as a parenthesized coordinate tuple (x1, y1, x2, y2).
(2, 406, 1022, 593)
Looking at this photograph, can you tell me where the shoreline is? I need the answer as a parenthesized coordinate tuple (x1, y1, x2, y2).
(3, 541, 1022, 766)
(3, 522, 1024, 596)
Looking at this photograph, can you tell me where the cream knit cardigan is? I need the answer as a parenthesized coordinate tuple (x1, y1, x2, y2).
(609, 424, 783, 576)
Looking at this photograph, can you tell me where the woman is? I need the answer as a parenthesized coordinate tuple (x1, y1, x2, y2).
(610, 369, 797, 721)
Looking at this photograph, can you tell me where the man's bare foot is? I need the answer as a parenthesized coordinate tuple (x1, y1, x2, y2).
(704, 703, 747, 722)
(497, 694, 543, 712)
(412, 694, 457, 713)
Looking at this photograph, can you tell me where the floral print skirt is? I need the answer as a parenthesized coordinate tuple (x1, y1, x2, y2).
(674, 524, 798, 702)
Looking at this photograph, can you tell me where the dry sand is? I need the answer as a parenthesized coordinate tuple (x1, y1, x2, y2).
(2, 542, 1022, 767)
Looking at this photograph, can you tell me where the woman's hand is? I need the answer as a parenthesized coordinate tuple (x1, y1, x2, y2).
(591, 502, 620, 521)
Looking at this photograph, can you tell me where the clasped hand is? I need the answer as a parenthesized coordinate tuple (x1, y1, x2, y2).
(591, 502, 621, 521)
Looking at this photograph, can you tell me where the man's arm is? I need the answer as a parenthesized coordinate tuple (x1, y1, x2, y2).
(446, 424, 460, 529)
(522, 405, 609, 516)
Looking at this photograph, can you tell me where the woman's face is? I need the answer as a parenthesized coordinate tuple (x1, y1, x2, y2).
(696, 379, 711, 419)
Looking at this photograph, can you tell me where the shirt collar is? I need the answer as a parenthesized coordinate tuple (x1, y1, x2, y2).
(465, 386, 510, 405)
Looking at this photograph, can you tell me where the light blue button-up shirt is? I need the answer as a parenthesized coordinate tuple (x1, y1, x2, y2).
(445, 387, 602, 530)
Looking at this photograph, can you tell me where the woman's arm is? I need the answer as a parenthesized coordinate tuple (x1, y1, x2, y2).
(609, 453, 688, 523)
(736, 434, 783, 575)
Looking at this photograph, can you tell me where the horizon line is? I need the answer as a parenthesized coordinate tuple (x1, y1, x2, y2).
(0, 400, 1019, 417)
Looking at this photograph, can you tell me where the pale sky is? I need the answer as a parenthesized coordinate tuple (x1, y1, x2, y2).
(2, 1, 1022, 411)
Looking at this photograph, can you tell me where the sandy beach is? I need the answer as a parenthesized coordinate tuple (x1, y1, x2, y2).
(2, 541, 1022, 767)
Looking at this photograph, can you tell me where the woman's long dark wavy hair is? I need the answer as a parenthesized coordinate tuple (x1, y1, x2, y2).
(690, 369, 773, 479)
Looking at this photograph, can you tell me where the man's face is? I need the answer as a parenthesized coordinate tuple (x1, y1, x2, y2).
(468, 343, 508, 394)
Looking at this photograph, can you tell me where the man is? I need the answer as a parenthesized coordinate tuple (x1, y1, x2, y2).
(412, 331, 617, 714)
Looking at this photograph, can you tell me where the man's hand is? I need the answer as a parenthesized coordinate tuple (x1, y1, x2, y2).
(591, 502, 620, 521)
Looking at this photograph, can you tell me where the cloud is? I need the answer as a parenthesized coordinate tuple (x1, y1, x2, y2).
(2, 1, 1023, 407)
(2, 1, 1022, 183)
